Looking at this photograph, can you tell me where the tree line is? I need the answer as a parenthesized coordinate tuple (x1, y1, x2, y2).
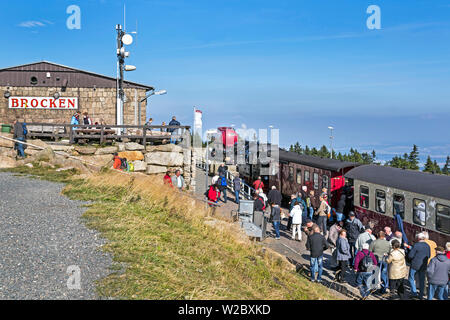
(288, 142, 450, 175)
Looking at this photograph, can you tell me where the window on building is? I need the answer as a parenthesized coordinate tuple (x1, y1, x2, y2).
(322, 175, 329, 190)
(436, 204, 450, 234)
(393, 194, 405, 219)
(413, 199, 426, 226)
(313, 173, 319, 189)
(375, 189, 386, 213)
(304, 170, 310, 182)
(288, 166, 294, 181)
(30, 76, 38, 85)
(296, 169, 302, 185)
(360, 186, 369, 208)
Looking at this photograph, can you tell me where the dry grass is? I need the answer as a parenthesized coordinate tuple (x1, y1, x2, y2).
(62, 170, 339, 300)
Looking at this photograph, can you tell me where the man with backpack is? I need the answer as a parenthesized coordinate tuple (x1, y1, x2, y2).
(354, 242, 378, 299)
(13, 117, 27, 159)
(218, 175, 228, 203)
(345, 211, 364, 266)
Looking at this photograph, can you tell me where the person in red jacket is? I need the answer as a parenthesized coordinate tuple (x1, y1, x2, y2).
(208, 185, 220, 204)
(163, 171, 173, 187)
(252, 176, 264, 190)
(113, 153, 122, 170)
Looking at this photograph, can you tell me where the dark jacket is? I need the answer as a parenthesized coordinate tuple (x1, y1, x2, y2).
(345, 218, 364, 243)
(168, 119, 180, 133)
(336, 237, 352, 261)
(13, 122, 25, 139)
(254, 197, 265, 212)
(426, 253, 450, 285)
(306, 232, 328, 258)
(267, 189, 282, 206)
(270, 205, 281, 221)
(337, 196, 346, 213)
(218, 165, 227, 177)
(233, 177, 241, 191)
(408, 241, 431, 271)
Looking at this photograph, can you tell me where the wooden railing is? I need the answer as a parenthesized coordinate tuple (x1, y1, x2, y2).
(24, 122, 191, 145)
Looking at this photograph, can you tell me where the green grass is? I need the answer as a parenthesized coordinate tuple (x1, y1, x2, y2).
(1, 166, 340, 300)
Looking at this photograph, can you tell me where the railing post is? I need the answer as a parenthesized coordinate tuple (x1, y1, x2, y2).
(100, 125, 105, 144)
(142, 125, 147, 146)
(69, 125, 74, 144)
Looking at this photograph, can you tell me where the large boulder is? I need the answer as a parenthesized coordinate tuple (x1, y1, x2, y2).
(132, 160, 147, 172)
(146, 165, 168, 174)
(28, 139, 49, 150)
(145, 151, 184, 167)
(0, 133, 14, 148)
(25, 148, 40, 156)
(146, 144, 183, 153)
(95, 146, 118, 155)
(125, 142, 145, 151)
(74, 155, 113, 168)
(73, 146, 97, 155)
(49, 144, 74, 152)
(0, 155, 16, 168)
(33, 147, 55, 162)
(52, 158, 90, 174)
(118, 151, 144, 161)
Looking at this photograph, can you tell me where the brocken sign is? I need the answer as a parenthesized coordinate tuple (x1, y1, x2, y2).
(8, 97, 78, 110)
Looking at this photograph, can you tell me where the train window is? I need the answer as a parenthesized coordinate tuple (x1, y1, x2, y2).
(393, 194, 405, 219)
(375, 190, 386, 213)
(322, 175, 329, 190)
(413, 199, 427, 226)
(296, 169, 302, 185)
(304, 170, 310, 182)
(360, 186, 369, 208)
(313, 173, 319, 189)
(436, 204, 450, 234)
(288, 166, 294, 181)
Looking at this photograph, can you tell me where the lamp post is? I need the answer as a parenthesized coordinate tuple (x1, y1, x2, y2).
(138, 89, 167, 126)
(328, 126, 334, 159)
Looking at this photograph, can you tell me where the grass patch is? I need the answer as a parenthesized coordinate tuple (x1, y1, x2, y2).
(1, 167, 340, 300)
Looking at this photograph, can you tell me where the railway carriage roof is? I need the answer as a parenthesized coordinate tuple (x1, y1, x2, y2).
(279, 149, 360, 171)
(345, 165, 450, 201)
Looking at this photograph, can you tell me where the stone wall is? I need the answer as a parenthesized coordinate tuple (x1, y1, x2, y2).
(0, 130, 195, 190)
(0, 86, 148, 126)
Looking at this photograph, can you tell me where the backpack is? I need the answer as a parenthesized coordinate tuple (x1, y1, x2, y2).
(128, 161, 134, 172)
(22, 123, 28, 136)
(258, 196, 266, 211)
(347, 220, 361, 241)
(220, 176, 227, 187)
(359, 251, 374, 272)
(120, 158, 129, 171)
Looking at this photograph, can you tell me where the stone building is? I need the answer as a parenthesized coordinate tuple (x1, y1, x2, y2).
(0, 61, 153, 125)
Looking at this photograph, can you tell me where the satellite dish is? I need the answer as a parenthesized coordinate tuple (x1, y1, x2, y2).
(122, 34, 133, 45)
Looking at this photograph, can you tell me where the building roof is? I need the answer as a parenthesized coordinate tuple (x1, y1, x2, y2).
(345, 164, 450, 201)
(0, 61, 153, 91)
(279, 149, 360, 171)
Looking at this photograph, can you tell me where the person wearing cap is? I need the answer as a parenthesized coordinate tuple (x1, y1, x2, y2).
(345, 211, 364, 265)
(354, 242, 378, 299)
(426, 246, 450, 300)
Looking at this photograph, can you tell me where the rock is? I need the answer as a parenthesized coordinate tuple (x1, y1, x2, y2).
(146, 165, 168, 174)
(25, 148, 40, 156)
(40, 162, 55, 169)
(73, 146, 97, 155)
(33, 147, 55, 162)
(146, 144, 183, 153)
(118, 151, 144, 161)
(52, 158, 90, 174)
(0, 133, 14, 148)
(132, 160, 147, 172)
(145, 151, 183, 167)
(55, 167, 75, 172)
(28, 139, 49, 150)
(0, 155, 16, 168)
(95, 146, 118, 155)
(74, 155, 113, 168)
(117, 143, 126, 152)
(125, 142, 145, 151)
(25, 163, 34, 168)
(49, 144, 74, 152)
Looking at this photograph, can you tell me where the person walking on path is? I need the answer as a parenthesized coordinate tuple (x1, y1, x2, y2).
(267, 186, 282, 206)
(345, 212, 364, 265)
(306, 226, 329, 283)
(426, 246, 450, 300)
(405, 232, 430, 300)
(335, 229, 351, 284)
(370, 231, 391, 294)
(386, 239, 408, 300)
(328, 220, 343, 248)
(218, 175, 228, 203)
(270, 204, 281, 240)
(289, 203, 302, 241)
(13, 117, 26, 159)
(354, 243, 378, 299)
(218, 163, 227, 177)
(233, 175, 241, 204)
(252, 176, 264, 191)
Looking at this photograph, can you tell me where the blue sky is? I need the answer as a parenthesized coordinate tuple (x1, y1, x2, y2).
(2, 0, 450, 165)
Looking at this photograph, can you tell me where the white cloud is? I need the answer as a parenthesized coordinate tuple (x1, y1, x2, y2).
(18, 20, 52, 28)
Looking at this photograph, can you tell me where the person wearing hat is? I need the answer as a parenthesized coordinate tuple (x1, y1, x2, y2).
(426, 246, 450, 300)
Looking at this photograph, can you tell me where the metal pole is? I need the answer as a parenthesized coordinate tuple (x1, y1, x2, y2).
(329, 127, 333, 159)
(205, 138, 209, 190)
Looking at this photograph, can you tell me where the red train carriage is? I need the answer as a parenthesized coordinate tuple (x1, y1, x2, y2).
(345, 165, 450, 246)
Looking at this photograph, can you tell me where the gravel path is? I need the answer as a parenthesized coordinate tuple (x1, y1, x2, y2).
(0, 172, 112, 299)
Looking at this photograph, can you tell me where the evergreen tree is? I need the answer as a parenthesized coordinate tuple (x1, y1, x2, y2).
(433, 160, 442, 174)
(318, 145, 330, 158)
(408, 145, 420, 170)
(443, 156, 450, 175)
(304, 145, 310, 155)
(423, 156, 434, 173)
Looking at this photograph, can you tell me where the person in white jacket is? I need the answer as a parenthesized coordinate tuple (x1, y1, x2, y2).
(290, 203, 303, 241)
